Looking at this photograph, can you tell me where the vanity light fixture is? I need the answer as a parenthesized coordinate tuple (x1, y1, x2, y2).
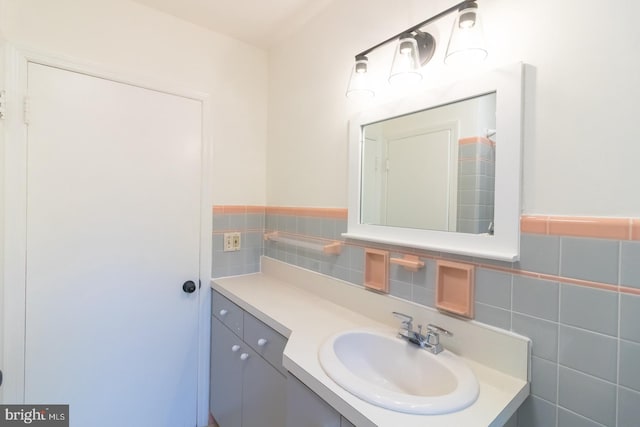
(445, 1, 488, 65)
(346, 55, 375, 99)
(346, 0, 487, 98)
(388, 32, 433, 88)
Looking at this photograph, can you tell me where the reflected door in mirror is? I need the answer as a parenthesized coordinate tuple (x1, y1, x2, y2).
(362, 125, 458, 231)
(360, 92, 495, 234)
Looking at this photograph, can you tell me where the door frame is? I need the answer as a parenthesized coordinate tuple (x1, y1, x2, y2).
(1, 44, 213, 426)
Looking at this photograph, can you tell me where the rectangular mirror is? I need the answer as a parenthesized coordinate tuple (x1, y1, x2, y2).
(345, 63, 526, 261)
(361, 92, 496, 233)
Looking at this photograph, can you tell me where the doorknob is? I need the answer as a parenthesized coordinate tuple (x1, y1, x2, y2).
(182, 280, 196, 294)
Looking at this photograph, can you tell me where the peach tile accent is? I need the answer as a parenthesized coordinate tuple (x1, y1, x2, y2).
(548, 216, 631, 240)
(521, 215, 548, 234)
(632, 219, 640, 241)
(390, 255, 424, 272)
(265, 206, 348, 219)
(214, 205, 347, 218)
(458, 136, 495, 147)
(212, 205, 265, 214)
(264, 231, 343, 255)
(522, 215, 637, 240)
(364, 248, 389, 293)
(245, 206, 266, 214)
(219, 205, 247, 214)
(620, 286, 640, 296)
(323, 242, 343, 255)
(436, 260, 475, 319)
(538, 274, 619, 293)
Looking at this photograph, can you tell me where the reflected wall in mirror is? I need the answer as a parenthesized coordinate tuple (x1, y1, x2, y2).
(345, 62, 526, 261)
(361, 92, 496, 234)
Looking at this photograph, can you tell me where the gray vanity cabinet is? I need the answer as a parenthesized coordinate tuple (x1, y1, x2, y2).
(210, 316, 243, 427)
(241, 348, 285, 427)
(211, 290, 356, 427)
(286, 374, 356, 427)
(210, 291, 286, 427)
(342, 417, 356, 427)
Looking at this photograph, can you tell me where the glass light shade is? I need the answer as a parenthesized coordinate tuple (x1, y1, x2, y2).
(444, 5, 488, 66)
(388, 36, 422, 88)
(346, 57, 375, 99)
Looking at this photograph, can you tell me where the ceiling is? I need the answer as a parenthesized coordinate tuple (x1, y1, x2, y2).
(131, 0, 335, 49)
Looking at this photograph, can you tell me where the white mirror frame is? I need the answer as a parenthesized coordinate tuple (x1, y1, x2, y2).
(345, 62, 525, 261)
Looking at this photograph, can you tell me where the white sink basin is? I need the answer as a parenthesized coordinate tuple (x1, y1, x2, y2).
(318, 329, 479, 415)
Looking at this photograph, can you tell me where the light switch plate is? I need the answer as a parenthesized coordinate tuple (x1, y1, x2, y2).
(223, 232, 241, 252)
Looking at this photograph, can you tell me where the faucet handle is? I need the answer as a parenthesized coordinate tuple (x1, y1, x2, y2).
(392, 311, 414, 330)
(427, 324, 452, 337)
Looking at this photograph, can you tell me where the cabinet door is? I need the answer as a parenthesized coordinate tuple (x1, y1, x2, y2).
(286, 375, 341, 427)
(241, 347, 286, 427)
(211, 317, 244, 427)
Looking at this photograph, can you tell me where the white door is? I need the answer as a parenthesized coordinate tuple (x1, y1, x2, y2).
(23, 62, 203, 426)
(385, 128, 454, 231)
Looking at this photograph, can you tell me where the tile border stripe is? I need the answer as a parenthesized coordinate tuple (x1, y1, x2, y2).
(458, 136, 495, 147)
(213, 205, 266, 214)
(214, 206, 640, 296)
(213, 205, 347, 218)
(215, 208, 639, 239)
(521, 215, 639, 241)
(265, 206, 348, 219)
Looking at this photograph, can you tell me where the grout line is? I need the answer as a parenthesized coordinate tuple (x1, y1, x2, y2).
(556, 405, 608, 427)
(555, 282, 562, 427)
(618, 240, 623, 287)
(560, 322, 619, 341)
(618, 384, 640, 395)
(509, 273, 514, 331)
(616, 289, 622, 427)
(559, 364, 619, 387)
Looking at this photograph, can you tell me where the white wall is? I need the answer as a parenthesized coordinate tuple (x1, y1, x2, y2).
(0, 0, 268, 205)
(267, 0, 640, 217)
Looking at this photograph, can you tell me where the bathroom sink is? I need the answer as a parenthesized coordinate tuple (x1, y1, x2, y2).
(318, 329, 479, 415)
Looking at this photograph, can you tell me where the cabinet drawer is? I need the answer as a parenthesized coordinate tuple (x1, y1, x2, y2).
(243, 312, 287, 375)
(212, 290, 243, 338)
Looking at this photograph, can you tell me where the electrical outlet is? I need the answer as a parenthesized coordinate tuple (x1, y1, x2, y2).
(223, 232, 241, 252)
(223, 233, 233, 252)
(232, 233, 241, 250)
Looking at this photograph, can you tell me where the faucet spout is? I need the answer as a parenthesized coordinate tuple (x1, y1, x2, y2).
(392, 312, 453, 354)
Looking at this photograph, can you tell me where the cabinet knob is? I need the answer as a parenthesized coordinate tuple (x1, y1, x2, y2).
(231, 345, 240, 352)
(240, 353, 249, 361)
(257, 338, 267, 347)
(219, 309, 228, 316)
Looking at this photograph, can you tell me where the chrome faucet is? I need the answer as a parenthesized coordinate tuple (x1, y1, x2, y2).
(392, 312, 452, 354)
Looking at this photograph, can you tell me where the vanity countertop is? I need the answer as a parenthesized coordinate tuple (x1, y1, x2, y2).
(211, 259, 529, 427)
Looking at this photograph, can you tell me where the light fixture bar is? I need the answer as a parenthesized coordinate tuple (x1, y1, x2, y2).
(355, 0, 477, 59)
